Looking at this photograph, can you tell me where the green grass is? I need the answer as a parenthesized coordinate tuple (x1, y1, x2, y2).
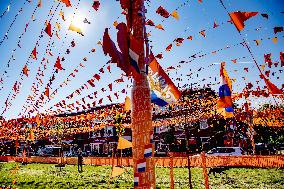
(0, 162, 283, 189)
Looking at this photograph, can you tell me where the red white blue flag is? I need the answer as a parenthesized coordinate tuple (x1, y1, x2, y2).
(137, 158, 146, 172)
(144, 144, 152, 158)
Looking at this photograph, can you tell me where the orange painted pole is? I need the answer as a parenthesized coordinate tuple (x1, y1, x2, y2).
(131, 0, 155, 188)
(201, 152, 209, 189)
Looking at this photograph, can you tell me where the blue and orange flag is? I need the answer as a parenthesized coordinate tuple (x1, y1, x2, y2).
(148, 54, 181, 106)
(217, 62, 233, 118)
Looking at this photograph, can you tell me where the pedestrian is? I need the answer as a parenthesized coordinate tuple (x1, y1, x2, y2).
(77, 148, 83, 172)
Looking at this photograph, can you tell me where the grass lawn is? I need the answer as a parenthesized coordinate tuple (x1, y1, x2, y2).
(0, 162, 283, 189)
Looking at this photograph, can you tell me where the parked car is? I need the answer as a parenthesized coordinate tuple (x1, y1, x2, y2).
(255, 143, 276, 155)
(38, 146, 61, 157)
(206, 147, 246, 156)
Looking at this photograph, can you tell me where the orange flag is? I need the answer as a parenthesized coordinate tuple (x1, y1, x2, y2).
(229, 11, 258, 31)
(44, 87, 49, 98)
(22, 65, 29, 76)
(155, 24, 164, 30)
(124, 96, 131, 111)
(111, 166, 125, 178)
(117, 137, 132, 149)
(45, 21, 52, 37)
(31, 47, 37, 60)
(262, 76, 283, 95)
(171, 10, 180, 20)
(59, 0, 71, 7)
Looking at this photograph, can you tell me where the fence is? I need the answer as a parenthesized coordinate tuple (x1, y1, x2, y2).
(0, 155, 283, 168)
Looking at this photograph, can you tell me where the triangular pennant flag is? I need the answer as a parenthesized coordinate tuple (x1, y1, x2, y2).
(213, 21, 219, 28)
(55, 22, 61, 30)
(262, 76, 283, 95)
(44, 87, 49, 98)
(274, 26, 283, 34)
(229, 11, 258, 31)
(45, 21, 52, 37)
(124, 96, 131, 111)
(272, 37, 278, 44)
(254, 40, 261, 46)
(155, 24, 164, 30)
(111, 167, 124, 178)
(22, 65, 29, 76)
(166, 44, 172, 51)
(37, 0, 42, 7)
(54, 56, 63, 70)
(199, 30, 206, 37)
(31, 47, 37, 60)
(156, 6, 170, 18)
(171, 10, 179, 20)
(69, 23, 84, 36)
(59, 0, 71, 7)
(59, 11, 66, 21)
(92, 1, 100, 11)
(117, 137, 132, 149)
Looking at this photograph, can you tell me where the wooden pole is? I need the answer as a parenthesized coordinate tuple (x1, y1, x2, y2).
(201, 152, 209, 189)
(170, 154, 174, 189)
(187, 155, 193, 189)
(131, 0, 155, 188)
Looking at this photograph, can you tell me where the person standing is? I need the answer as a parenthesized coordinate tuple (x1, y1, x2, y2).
(77, 148, 83, 172)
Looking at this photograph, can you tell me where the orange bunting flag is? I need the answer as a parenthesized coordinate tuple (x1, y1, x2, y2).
(187, 36, 193, 40)
(155, 24, 164, 30)
(117, 137, 132, 149)
(45, 21, 52, 37)
(111, 167, 125, 178)
(69, 23, 84, 36)
(171, 10, 180, 20)
(56, 31, 60, 39)
(156, 6, 170, 18)
(229, 11, 258, 31)
(262, 76, 283, 95)
(22, 65, 29, 76)
(113, 21, 118, 27)
(254, 40, 261, 46)
(199, 30, 206, 37)
(272, 37, 278, 44)
(166, 44, 172, 51)
(59, 0, 71, 7)
(44, 87, 49, 98)
(31, 47, 37, 60)
(146, 19, 155, 26)
(124, 96, 131, 111)
(54, 56, 63, 70)
(59, 11, 66, 21)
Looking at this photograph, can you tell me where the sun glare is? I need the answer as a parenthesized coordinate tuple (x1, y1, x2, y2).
(65, 12, 87, 32)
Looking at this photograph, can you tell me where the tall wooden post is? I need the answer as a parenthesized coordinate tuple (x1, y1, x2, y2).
(131, 0, 156, 188)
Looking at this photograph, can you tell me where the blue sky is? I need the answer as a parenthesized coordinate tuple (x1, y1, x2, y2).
(0, 0, 283, 119)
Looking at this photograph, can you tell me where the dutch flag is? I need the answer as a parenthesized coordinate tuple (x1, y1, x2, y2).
(137, 158, 146, 173)
(134, 173, 139, 187)
(150, 131, 154, 144)
(144, 144, 153, 158)
(129, 36, 141, 76)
